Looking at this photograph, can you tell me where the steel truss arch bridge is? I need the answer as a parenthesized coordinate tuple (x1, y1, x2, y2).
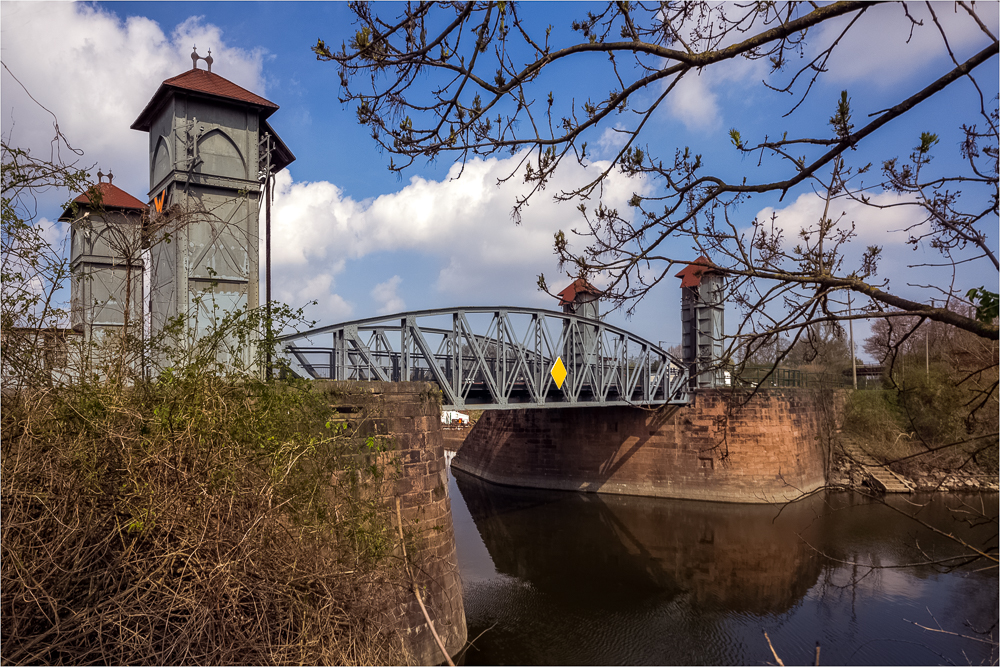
(278, 306, 690, 410)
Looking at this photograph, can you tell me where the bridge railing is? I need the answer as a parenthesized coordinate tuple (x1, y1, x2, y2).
(732, 365, 855, 389)
(278, 306, 690, 410)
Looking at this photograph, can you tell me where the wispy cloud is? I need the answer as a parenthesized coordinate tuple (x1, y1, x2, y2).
(371, 276, 405, 315)
(813, 2, 998, 86)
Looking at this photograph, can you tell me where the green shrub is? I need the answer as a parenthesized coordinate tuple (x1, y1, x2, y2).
(840, 361, 998, 475)
(895, 365, 972, 447)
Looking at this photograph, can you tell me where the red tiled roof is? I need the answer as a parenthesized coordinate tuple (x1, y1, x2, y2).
(131, 68, 278, 131)
(60, 182, 146, 220)
(164, 69, 277, 109)
(674, 256, 720, 288)
(557, 278, 602, 306)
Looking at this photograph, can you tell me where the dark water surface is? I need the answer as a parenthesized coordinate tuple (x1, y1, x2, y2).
(445, 455, 998, 665)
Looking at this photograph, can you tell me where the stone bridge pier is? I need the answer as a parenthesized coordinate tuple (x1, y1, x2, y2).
(314, 381, 466, 664)
(452, 388, 841, 504)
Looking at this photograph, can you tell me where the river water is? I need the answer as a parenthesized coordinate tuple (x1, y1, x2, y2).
(444, 454, 998, 665)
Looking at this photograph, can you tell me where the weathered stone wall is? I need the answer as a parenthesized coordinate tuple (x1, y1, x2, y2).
(312, 381, 466, 664)
(452, 389, 839, 504)
(442, 425, 473, 452)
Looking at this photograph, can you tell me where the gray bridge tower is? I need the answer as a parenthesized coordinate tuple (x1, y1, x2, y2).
(62, 173, 146, 342)
(131, 49, 293, 366)
(557, 278, 602, 387)
(676, 257, 725, 388)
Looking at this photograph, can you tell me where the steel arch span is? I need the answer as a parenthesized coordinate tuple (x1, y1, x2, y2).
(278, 306, 690, 410)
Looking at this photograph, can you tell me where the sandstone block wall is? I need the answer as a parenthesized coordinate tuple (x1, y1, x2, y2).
(452, 389, 838, 504)
(442, 425, 473, 452)
(313, 381, 466, 665)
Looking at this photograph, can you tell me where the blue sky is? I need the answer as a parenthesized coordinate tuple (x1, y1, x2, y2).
(2, 2, 997, 359)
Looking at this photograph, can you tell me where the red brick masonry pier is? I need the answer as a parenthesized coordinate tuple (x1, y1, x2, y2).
(452, 389, 837, 503)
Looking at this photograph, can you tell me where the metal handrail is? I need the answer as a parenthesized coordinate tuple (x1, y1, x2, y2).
(731, 365, 855, 389)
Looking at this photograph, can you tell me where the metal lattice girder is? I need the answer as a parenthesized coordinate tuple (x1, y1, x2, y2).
(278, 306, 690, 410)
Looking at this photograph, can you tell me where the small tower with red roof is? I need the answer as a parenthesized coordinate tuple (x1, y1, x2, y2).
(60, 171, 147, 339)
(675, 256, 725, 388)
(556, 277, 602, 376)
(131, 48, 294, 362)
(556, 277, 601, 320)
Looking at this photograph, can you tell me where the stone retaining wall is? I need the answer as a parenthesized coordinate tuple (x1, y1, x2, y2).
(312, 381, 466, 664)
(452, 389, 839, 504)
(442, 425, 473, 452)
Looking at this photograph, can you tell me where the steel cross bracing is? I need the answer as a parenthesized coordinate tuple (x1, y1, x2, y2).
(278, 307, 690, 410)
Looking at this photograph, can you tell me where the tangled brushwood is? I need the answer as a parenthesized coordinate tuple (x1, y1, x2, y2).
(2, 136, 421, 664)
(1, 369, 413, 665)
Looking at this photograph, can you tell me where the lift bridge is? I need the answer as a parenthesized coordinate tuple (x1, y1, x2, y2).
(278, 306, 690, 410)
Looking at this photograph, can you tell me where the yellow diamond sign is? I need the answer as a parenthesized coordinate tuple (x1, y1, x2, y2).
(550, 356, 567, 389)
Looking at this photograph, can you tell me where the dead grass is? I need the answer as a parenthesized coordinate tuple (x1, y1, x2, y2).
(1, 375, 411, 665)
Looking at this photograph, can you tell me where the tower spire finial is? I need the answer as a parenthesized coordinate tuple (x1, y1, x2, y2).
(190, 46, 214, 73)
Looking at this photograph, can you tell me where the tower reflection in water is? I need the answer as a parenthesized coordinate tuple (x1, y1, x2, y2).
(452, 468, 824, 664)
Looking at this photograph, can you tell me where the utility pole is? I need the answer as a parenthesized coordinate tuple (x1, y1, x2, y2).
(925, 299, 932, 378)
(925, 326, 929, 377)
(262, 132, 273, 381)
(848, 292, 857, 390)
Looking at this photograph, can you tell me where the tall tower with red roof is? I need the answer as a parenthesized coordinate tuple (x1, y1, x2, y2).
(556, 277, 601, 319)
(131, 49, 293, 364)
(556, 277, 602, 379)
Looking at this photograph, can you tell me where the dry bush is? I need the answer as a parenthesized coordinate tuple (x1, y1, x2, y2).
(840, 389, 920, 460)
(3, 131, 423, 664)
(1, 371, 411, 665)
(841, 374, 998, 479)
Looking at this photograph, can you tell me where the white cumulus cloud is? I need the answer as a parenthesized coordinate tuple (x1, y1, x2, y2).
(269, 153, 653, 316)
(666, 72, 721, 132)
(754, 190, 923, 247)
(1, 2, 265, 202)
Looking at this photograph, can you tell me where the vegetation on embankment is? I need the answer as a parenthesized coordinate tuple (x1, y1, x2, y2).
(1, 368, 410, 665)
(837, 364, 999, 491)
(754, 315, 998, 491)
(1, 142, 426, 664)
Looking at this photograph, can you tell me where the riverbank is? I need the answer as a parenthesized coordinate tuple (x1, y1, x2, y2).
(831, 435, 1000, 493)
(2, 380, 467, 666)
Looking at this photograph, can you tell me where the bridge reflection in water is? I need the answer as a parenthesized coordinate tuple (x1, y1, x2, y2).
(450, 466, 999, 666)
(454, 469, 822, 610)
(452, 467, 824, 664)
